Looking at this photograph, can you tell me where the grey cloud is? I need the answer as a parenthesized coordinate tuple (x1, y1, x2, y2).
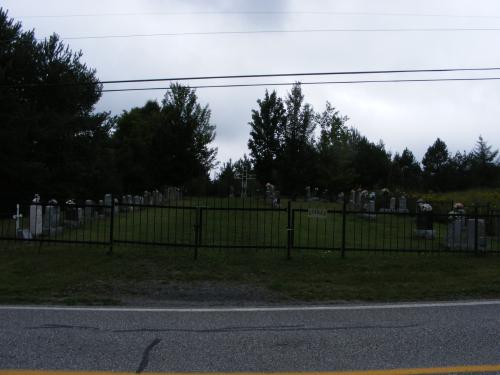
(4, 0, 500, 166)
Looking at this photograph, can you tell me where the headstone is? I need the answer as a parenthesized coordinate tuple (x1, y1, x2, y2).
(104, 194, 112, 216)
(265, 183, 275, 205)
(64, 199, 80, 228)
(29, 194, 43, 237)
(446, 219, 466, 249)
(133, 195, 142, 210)
(77, 207, 84, 223)
(466, 219, 486, 251)
(355, 190, 362, 208)
(337, 192, 345, 204)
(415, 202, 434, 239)
(306, 186, 311, 201)
(43, 199, 62, 236)
(321, 189, 329, 202)
(389, 197, 396, 212)
(144, 191, 151, 205)
(120, 195, 128, 212)
(368, 200, 376, 213)
(398, 196, 409, 213)
(84, 200, 95, 219)
(127, 194, 134, 211)
(17, 229, 32, 240)
(273, 191, 281, 208)
(97, 199, 105, 218)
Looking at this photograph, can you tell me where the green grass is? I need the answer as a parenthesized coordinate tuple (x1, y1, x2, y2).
(1, 243, 500, 304)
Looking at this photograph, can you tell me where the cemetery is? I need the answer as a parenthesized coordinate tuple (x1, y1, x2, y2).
(1, 186, 499, 256)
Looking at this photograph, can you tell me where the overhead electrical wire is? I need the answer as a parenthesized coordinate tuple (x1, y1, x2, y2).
(16, 10, 500, 19)
(5, 67, 500, 89)
(55, 27, 500, 40)
(101, 76, 500, 92)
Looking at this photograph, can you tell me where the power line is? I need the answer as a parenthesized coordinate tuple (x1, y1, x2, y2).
(101, 76, 500, 93)
(16, 10, 500, 19)
(57, 28, 500, 40)
(6, 67, 500, 88)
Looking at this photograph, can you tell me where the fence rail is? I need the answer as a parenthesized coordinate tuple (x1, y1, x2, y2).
(1, 197, 500, 258)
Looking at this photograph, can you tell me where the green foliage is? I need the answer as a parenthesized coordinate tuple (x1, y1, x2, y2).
(247, 90, 286, 184)
(469, 136, 500, 187)
(422, 138, 453, 191)
(113, 84, 217, 194)
(279, 83, 317, 194)
(390, 148, 422, 190)
(316, 102, 355, 190)
(0, 8, 113, 202)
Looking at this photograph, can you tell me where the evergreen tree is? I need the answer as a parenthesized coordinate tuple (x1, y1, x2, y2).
(279, 83, 317, 194)
(114, 84, 217, 193)
(422, 138, 452, 190)
(247, 90, 285, 185)
(316, 102, 354, 190)
(0, 8, 113, 202)
(390, 148, 422, 190)
(470, 136, 499, 187)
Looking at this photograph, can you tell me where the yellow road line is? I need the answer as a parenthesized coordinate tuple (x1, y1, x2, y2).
(3, 365, 500, 375)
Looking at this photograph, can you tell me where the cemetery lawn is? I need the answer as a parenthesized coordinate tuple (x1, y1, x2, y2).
(2, 244, 500, 305)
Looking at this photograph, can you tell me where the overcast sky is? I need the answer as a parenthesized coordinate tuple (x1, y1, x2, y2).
(4, 0, 500, 171)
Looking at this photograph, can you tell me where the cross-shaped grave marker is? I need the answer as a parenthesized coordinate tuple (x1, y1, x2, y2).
(12, 204, 22, 231)
(235, 167, 255, 198)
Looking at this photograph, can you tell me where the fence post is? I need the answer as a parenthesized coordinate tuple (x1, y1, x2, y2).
(474, 205, 479, 256)
(287, 200, 293, 260)
(108, 196, 114, 255)
(341, 197, 347, 258)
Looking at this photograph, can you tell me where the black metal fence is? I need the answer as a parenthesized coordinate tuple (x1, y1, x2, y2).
(1, 197, 500, 258)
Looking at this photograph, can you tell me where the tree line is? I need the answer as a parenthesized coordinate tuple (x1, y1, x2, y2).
(222, 84, 500, 197)
(1, 9, 499, 205)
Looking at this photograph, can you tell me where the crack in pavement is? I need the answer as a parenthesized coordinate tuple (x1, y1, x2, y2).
(26, 324, 101, 331)
(136, 337, 161, 373)
(25, 323, 419, 333)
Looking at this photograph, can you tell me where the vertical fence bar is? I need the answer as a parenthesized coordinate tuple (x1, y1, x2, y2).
(287, 200, 292, 260)
(194, 207, 202, 260)
(341, 197, 347, 258)
(474, 206, 479, 256)
(108, 196, 114, 255)
(199, 207, 204, 249)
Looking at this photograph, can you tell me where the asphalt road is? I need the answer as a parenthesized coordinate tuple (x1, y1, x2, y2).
(1, 301, 500, 374)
